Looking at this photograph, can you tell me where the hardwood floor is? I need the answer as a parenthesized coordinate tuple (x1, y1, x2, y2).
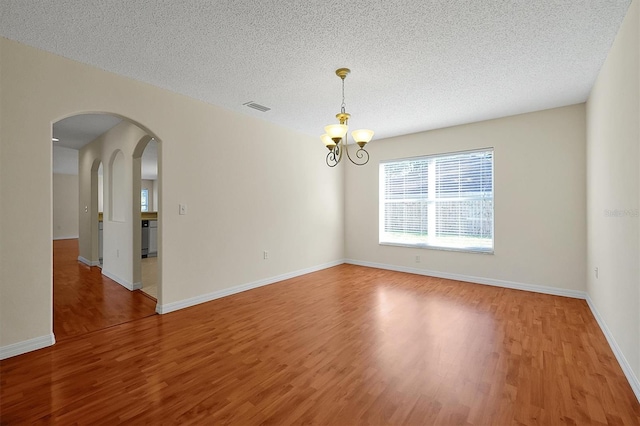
(2, 260, 639, 424)
(53, 239, 156, 341)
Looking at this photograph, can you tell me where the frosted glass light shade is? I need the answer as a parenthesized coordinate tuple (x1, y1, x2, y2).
(351, 129, 374, 144)
(321, 133, 336, 148)
(325, 124, 348, 140)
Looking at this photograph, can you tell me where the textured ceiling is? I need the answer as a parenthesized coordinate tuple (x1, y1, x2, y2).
(1, 0, 632, 141)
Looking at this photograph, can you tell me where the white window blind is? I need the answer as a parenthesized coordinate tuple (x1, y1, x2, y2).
(379, 149, 494, 253)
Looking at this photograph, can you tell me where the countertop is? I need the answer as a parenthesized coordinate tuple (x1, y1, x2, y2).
(98, 212, 158, 222)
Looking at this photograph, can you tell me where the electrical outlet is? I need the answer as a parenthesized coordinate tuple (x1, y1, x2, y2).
(263, 251, 269, 260)
(415, 255, 421, 263)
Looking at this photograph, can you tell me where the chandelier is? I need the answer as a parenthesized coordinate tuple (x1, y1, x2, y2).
(321, 68, 374, 167)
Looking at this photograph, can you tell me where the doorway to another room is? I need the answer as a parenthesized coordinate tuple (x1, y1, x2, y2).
(52, 113, 161, 340)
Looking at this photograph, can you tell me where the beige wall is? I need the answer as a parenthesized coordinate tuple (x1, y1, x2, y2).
(587, 0, 640, 385)
(0, 37, 344, 349)
(53, 173, 79, 239)
(345, 105, 587, 293)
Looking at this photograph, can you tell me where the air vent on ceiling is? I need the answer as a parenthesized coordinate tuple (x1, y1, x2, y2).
(243, 101, 271, 112)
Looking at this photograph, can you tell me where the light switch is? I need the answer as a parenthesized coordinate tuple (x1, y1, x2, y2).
(179, 204, 187, 215)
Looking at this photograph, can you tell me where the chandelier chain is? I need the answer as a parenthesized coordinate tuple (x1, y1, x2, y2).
(341, 78, 346, 114)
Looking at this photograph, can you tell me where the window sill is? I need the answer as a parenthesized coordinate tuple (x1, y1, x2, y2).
(379, 241, 494, 255)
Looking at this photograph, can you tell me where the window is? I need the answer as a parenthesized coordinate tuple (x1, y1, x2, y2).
(141, 189, 149, 212)
(379, 148, 493, 253)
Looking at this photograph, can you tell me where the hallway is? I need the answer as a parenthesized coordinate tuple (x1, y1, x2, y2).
(54, 239, 156, 340)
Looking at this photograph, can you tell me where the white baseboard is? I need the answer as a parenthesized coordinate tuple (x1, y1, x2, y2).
(78, 256, 100, 267)
(345, 259, 587, 299)
(0, 333, 55, 360)
(156, 260, 343, 314)
(102, 269, 137, 291)
(586, 295, 640, 403)
(53, 235, 79, 241)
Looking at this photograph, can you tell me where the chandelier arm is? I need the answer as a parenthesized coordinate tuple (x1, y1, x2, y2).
(326, 150, 338, 167)
(344, 140, 369, 166)
(355, 148, 370, 165)
(326, 143, 343, 167)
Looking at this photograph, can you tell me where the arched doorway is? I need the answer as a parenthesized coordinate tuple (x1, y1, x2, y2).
(51, 112, 163, 340)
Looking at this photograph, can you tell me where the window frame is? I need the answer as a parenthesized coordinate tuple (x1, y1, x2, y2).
(379, 148, 494, 254)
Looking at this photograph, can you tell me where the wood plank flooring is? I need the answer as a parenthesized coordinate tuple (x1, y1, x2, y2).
(53, 239, 157, 340)
(2, 253, 639, 424)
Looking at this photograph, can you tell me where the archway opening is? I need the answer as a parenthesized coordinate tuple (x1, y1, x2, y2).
(51, 112, 162, 341)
